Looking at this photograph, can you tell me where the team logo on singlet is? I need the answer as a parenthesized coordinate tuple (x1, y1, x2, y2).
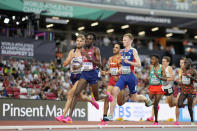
(121, 56, 131, 59)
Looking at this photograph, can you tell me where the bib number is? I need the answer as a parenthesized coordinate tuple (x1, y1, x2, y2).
(162, 85, 173, 95)
(151, 77, 160, 85)
(162, 81, 168, 86)
(110, 68, 118, 76)
(83, 62, 93, 71)
(182, 76, 191, 85)
(121, 66, 131, 74)
(168, 88, 173, 93)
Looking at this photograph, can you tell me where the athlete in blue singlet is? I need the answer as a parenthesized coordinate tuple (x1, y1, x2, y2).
(105, 33, 152, 121)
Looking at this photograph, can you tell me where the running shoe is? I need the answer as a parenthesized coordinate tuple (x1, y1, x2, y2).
(147, 116, 154, 121)
(103, 115, 113, 121)
(153, 122, 159, 125)
(98, 119, 108, 125)
(106, 92, 113, 102)
(174, 121, 179, 125)
(62, 116, 72, 123)
(91, 97, 99, 110)
(103, 116, 109, 121)
(56, 115, 64, 122)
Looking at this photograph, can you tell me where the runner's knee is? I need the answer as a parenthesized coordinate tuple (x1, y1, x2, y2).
(168, 102, 174, 107)
(112, 87, 120, 96)
(67, 89, 74, 97)
(178, 101, 184, 108)
(73, 80, 86, 97)
(117, 92, 124, 106)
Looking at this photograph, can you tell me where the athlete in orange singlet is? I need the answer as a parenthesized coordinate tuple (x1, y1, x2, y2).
(102, 43, 123, 121)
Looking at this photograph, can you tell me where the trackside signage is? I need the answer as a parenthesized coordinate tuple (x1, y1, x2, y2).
(0, 36, 56, 62)
(0, 99, 87, 121)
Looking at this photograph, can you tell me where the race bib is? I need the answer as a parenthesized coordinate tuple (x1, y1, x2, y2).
(182, 76, 191, 85)
(122, 66, 131, 74)
(110, 68, 118, 76)
(162, 81, 168, 86)
(193, 82, 197, 88)
(162, 84, 172, 90)
(151, 77, 160, 85)
(168, 88, 173, 93)
(162, 85, 173, 95)
(82, 62, 93, 71)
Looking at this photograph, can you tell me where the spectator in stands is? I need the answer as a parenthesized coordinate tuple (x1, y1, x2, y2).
(56, 50, 63, 65)
(12, 68, 18, 79)
(18, 60, 25, 71)
(64, 77, 71, 89)
(24, 73, 30, 83)
(0, 78, 4, 98)
(0, 54, 175, 102)
(103, 36, 111, 46)
(148, 40, 153, 50)
(30, 89, 40, 100)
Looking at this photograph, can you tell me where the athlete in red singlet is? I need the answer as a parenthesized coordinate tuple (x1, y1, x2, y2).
(177, 58, 197, 125)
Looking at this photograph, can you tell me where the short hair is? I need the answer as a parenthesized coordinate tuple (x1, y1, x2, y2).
(114, 43, 124, 49)
(163, 56, 171, 63)
(77, 34, 85, 41)
(180, 57, 186, 61)
(185, 58, 192, 65)
(123, 33, 134, 40)
(86, 32, 96, 40)
(151, 54, 160, 60)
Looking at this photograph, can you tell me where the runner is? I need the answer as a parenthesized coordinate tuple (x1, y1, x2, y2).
(177, 58, 197, 125)
(64, 33, 113, 123)
(173, 57, 185, 125)
(148, 54, 166, 125)
(101, 43, 125, 121)
(55, 34, 99, 123)
(105, 33, 152, 121)
(193, 80, 197, 106)
(147, 57, 184, 125)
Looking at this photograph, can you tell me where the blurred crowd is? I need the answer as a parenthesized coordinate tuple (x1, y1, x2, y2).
(0, 58, 72, 100)
(0, 56, 182, 103)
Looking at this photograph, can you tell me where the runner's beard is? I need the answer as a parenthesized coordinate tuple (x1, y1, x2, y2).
(77, 46, 82, 49)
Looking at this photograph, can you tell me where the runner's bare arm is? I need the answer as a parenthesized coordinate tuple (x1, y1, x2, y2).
(102, 59, 111, 75)
(63, 50, 73, 67)
(194, 69, 197, 80)
(154, 66, 168, 81)
(147, 65, 152, 80)
(187, 69, 197, 82)
(161, 66, 167, 80)
(143, 66, 151, 88)
(124, 48, 141, 67)
(92, 47, 102, 68)
(167, 66, 174, 81)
